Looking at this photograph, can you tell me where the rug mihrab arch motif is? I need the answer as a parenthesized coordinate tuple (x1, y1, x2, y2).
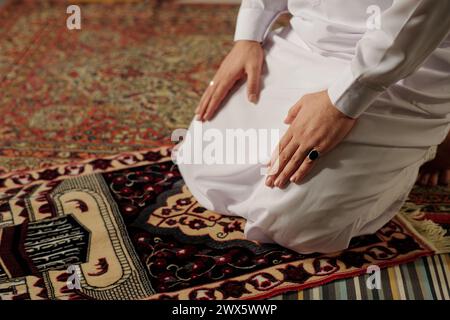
(0, 147, 447, 300)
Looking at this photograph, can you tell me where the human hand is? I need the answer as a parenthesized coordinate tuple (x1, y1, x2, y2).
(195, 40, 264, 121)
(266, 90, 357, 188)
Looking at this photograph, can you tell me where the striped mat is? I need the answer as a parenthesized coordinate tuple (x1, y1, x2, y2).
(270, 252, 450, 300)
(271, 184, 450, 300)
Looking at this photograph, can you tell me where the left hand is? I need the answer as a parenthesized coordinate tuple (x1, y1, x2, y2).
(266, 90, 357, 188)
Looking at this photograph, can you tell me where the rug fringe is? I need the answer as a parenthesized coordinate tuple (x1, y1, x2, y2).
(400, 206, 450, 254)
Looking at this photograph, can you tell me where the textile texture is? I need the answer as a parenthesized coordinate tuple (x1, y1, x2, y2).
(0, 0, 449, 300)
(0, 0, 236, 172)
(0, 147, 447, 300)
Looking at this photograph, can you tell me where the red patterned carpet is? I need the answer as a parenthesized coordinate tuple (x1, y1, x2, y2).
(0, 0, 236, 172)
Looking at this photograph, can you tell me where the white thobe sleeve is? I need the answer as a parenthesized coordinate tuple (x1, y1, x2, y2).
(327, 0, 450, 119)
(234, 0, 288, 42)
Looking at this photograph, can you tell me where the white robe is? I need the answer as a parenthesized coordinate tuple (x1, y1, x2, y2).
(175, 0, 450, 253)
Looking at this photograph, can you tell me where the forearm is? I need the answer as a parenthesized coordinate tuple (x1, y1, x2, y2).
(328, 0, 450, 118)
(234, 0, 288, 42)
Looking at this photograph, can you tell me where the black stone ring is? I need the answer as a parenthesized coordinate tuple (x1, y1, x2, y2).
(307, 149, 320, 161)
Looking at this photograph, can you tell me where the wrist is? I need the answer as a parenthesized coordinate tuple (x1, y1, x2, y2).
(234, 40, 262, 47)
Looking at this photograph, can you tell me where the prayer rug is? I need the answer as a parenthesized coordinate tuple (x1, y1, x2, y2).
(0, 147, 448, 300)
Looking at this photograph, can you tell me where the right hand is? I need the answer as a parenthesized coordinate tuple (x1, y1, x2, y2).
(195, 40, 264, 122)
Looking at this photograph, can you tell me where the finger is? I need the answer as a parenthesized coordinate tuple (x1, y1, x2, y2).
(268, 128, 293, 169)
(246, 63, 261, 103)
(269, 141, 299, 187)
(203, 83, 232, 121)
(267, 142, 280, 168)
(273, 147, 306, 188)
(268, 136, 295, 175)
(196, 86, 214, 121)
(274, 127, 292, 159)
(290, 148, 319, 184)
(195, 85, 211, 114)
(439, 169, 450, 185)
(267, 142, 281, 170)
(429, 173, 439, 187)
(284, 103, 302, 124)
(265, 174, 276, 189)
(266, 138, 294, 187)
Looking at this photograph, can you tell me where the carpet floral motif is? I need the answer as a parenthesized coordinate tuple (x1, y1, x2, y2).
(0, 0, 237, 172)
(0, 148, 439, 300)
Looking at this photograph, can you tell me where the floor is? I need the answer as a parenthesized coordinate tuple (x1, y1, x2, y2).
(0, 0, 449, 300)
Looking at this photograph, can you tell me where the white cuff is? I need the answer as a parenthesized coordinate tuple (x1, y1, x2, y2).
(327, 67, 385, 119)
(234, 8, 280, 42)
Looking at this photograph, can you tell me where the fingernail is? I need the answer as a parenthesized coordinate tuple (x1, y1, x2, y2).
(274, 178, 280, 187)
(265, 176, 274, 187)
(249, 94, 257, 104)
(277, 180, 286, 188)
